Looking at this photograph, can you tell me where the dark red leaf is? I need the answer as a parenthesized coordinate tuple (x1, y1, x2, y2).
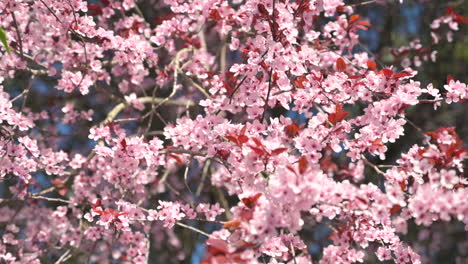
(257, 4, 269, 17)
(286, 166, 297, 175)
(225, 135, 239, 145)
(91, 199, 102, 209)
(447, 75, 454, 84)
(223, 220, 241, 229)
(271, 147, 288, 156)
(328, 104, 350, 125)
(294, 75, 308, 89)
(237, 135, 249, 145)
(240, 125, 247, 135)
(353, 81, 366, 88)
(284, 122, 301, 138)
(251, 138, 264, 148)
(216, 149, 230, 160)
(349, 74, 365, 79)
(445, 6, 454, 15)
(336, 6, 346, 13)
(399, 182, 407, 191)
(298, 156, 308, 175)
(87, 4, 103, 16)
(241, 193, 262, 208)
(120, 138, 127, 152)
(249, 145, 266, 156)
(209, 9, 222, 21)
(336, 58, 347, 72)
(390, 205, 402, 215)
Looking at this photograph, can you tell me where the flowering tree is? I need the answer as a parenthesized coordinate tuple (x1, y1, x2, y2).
(0, 0, 467, 263)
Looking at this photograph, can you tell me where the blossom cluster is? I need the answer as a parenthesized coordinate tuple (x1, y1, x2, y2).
(0, 0, 467, 263)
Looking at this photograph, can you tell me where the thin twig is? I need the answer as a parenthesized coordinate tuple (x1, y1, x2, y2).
(30, 195, 71, 204)
(261, 66, 274, 122)
(10, 11, 24, 59)
(196, 159, 211, 195)
(153, 48, 193, 110)
(220, 38, 227, 75)
(184, 156, 194, 194)
(54, 249, 72, 264)
(101, 97, 195, 125)
(361, 155, 385, 175)
(176, 222, 211, 238)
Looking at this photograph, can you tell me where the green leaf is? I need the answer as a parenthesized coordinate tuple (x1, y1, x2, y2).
(0, 27, 11, 55)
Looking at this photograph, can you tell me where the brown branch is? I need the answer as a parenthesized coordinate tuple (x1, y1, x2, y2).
(10, 11, 24, 59)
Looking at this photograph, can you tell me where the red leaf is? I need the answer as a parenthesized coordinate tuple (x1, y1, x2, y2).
(251, 138, 264, 148)
(320, 156, 338, 174)
(249, 145, 266, 156)
(87, 4, 103, 16)
(284, 122, 301, 138)
(328, 104, 350, 125)
(445, 6, 454, 15)
(367, 60, 377, 71)
(237, 135, 249, 145)
(353, 81, 366, 88)
(390, 205, 402, 215)
(356, 197, 368, 205)
(399, 182, 407, 191)
(393, 71, 412, 79)
(349, 14, 360, 24)
(108, 121, 115, 132)
(115, 212, 128, 217)
(298, 156, 308, 175)
(257, 4, 269, 17)
(120, 138, 127, 152)
(356, 21, 371, 27)
(240, 125, 247, 135)
(454, 15, 468, 24)
(153, 12, 176, 25)
(286, 166, 297, 175)
(223, 220, 241, 229)
(382, 68, 394, 78)
(336, 6, 346, 13)
(271, 147, 288, 156)
(216, 149, 230, 160)
(371, 138, 383, 148)
(447, 75, 454, 84)
(336, 58, 347, 72)
(209, 9, 222, 21)
(294, 75, 308, 89)
(169, 154, 184, 165)
(225, 135, 239, 145)
(349, 74, 365, 79)
(241, 193, 262, 209)
(91, 199, 102, 209)
(354, 25, 370, 31)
